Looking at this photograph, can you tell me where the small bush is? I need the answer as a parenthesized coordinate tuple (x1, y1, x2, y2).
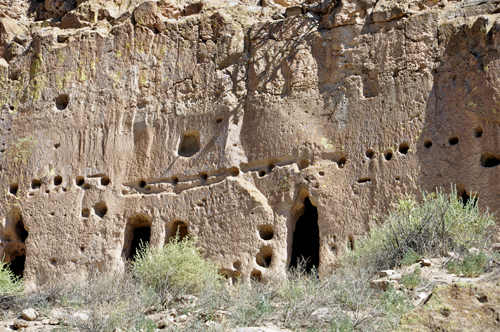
(132, 235, 222, 306)
(343, 186, 495, 273)
(0, 260, 23, 296)
(446, 251, 489, 278)
(400, 249, 421, 266)
(400, 267, 421, 290)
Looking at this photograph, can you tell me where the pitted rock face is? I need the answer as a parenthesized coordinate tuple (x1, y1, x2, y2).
(44, 0, 76, 17)
(1, 0, 500, 288)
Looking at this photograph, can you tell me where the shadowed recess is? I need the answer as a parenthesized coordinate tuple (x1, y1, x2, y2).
(178, 130, 200, 157)
(290, 197, 320, 272)
(129, 227, 151, 261)
(168, 220, 189, 242)
(481, 151, 500, 168)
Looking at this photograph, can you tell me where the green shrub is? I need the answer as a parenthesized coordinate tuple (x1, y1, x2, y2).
(0, 260, 23, 296)
(343, 186, 495, 273)
(132, 235, 222, 306)
(400, 267, 421, 290)
(400, 249, 421, 266)
(446, 251, 489, 278)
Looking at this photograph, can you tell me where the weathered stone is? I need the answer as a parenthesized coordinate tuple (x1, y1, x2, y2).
(379, 270, 396, 277)
(372, 0, 409, 23)
(21, 309, 37, 321)
(491, 243, 500, 252)
(13, 319, 30, 329)
(1, 0, 500, 291)
(370, 279, 399, 291)
(0, 18, 25, 56)
(285, 5, 303, 17)
(419, 259, 432, 267)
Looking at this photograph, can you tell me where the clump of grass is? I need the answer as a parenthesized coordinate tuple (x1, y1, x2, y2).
(343, 186, 495, 273)
(400, 267, 422, 290)
(0, 260, 23, 296)
(400, 249, 421, 266)
(131, 235, 223, 307)
(447, 251, 489, 278)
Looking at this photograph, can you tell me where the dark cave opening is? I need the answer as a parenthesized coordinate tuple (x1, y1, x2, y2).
(128, 226, 151, 261)
(8, 255, 26, 278)
(290, 197, 320, 272)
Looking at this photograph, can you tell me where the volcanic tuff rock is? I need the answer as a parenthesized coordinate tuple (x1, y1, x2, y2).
(1, 0, 500, 288)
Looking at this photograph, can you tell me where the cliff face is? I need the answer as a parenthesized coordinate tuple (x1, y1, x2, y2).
(1, 0, 500, 287)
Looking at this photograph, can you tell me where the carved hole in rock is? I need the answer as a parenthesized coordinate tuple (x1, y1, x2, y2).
(82, 209, 90, 218)
(178, 131, 200, 157)
(76, 176, 85, 186)
(55, 94, 69, 110)
(329, 243, 338, 254)
(474, 126, 483, 138)
(258, 225, 274, 240)
(259, 170, 266, 177)
(357, 177, 371, 183)
(398, 142, 409, 155)
(348, 236, 355, 250)
(216, 116, 223, 123)
(200, 172, 208, 181)
(49, 212, 55, 216)
(8, 255, 26, 278)
(336, 156, 347, 168)
(54, 176, 62, 186)
(31, 179, 41, 189)
(256, 246, 272, 268)
(298, 158, 309, 170)
(268, 163, 275, 173)
(251, 269, 262, 282)
(457, 185, 476, 207)
(94, 202, 107, 218)
(481, 152, 500, 168)
(125, 214, 152, 261)
(319, 171, 325, 176)
(129, 227, 151, 261)
(365, 149, 374, 159)
(15, 217, 28, 243)
(101, 177, 111, 186)
(168, 220, 189, 242)
(449, 136, 459, 145)
(290, 197, 319, 272)
(229, 167, 240, 176)
(9, 183, 18, 195)
(54, 143, 60, 149)
(424, 139, 433, 148)
(50, 258, 57, 266)
(139, 179, 146, 188)
(172, 177, 179, 185)
(384, 150, 393, 161)
(45, 190, 50, 194)
(233, 261, 241, 270)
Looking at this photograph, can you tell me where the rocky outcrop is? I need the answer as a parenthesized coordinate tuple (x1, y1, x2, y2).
(1, 0, 500, 288)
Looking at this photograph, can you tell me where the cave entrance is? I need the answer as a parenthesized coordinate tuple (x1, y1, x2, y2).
(8, 255, 26, 277)
(4, 209, 28, 278)
(290, 197, 320, 272)
(129, 227, 151, 261)
(124, 213, 152, 262)
(167, 221, 189, 243)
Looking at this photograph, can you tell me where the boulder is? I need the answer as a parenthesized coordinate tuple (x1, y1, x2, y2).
(370, 279, 398, 291)
(13, 319, 30, 329)
(21, 308, 38, 321)
(379, 269, 396, 277)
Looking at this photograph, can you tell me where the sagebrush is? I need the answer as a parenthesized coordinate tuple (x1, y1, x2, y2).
(343, 186, 496, 273)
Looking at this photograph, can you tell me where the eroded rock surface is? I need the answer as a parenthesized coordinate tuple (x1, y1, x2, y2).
(1, 0, 500, 287)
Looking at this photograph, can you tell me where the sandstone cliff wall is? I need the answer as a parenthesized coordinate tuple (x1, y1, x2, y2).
(1, 0, 500, 288)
